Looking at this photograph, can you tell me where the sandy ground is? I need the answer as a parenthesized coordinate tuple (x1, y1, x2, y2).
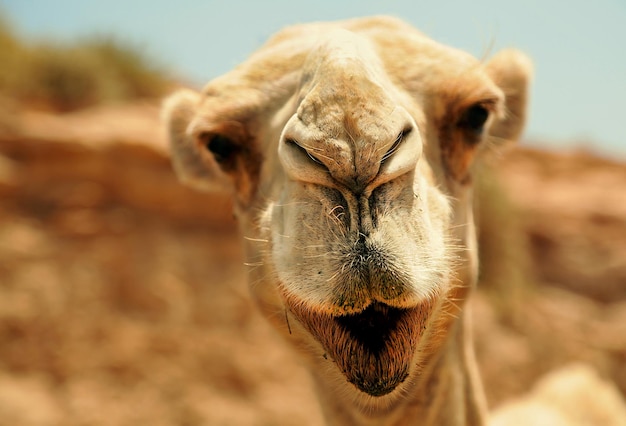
(0, 102, 624, 425)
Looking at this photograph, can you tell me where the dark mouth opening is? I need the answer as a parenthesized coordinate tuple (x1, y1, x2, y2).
(335, 302, 408, 355)
(284, 294, 432, 398)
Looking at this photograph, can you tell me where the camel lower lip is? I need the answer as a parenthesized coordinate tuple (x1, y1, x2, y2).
(286, 299, 433, 397)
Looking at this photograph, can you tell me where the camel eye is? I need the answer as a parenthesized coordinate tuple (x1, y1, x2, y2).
(458, 104, 489, 135)
(205, 134, 240, 164)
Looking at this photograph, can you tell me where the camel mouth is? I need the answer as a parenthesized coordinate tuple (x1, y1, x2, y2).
(286, 298, 434, 397)
(334, 303, 414, 396)
(335, 302, 407, 357)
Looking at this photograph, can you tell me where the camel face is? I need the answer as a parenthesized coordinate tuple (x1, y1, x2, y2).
(268, 31, 453, 397)
(164, 16, 531, 416)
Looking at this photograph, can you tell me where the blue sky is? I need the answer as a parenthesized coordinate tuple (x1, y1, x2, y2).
(2, 0, 625, 157)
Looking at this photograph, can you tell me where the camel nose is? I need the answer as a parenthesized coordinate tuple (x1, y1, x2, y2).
(278, 114, 422, 195)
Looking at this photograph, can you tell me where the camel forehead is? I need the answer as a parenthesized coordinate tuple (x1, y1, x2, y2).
(194, 18, 498, 137)
(295, 29, 403, 145)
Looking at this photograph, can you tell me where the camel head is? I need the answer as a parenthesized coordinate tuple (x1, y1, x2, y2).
(163, 16, 531, 422)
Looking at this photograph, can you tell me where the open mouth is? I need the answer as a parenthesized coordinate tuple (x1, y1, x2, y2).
(287, 299, 433, 397)
(336, 302, 407, 356)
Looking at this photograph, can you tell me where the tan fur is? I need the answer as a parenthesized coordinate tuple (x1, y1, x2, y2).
(490, 364, 626, 426)
(163, 16, 531, 425)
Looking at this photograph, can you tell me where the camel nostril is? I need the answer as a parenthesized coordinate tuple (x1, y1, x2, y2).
(369, 122, 421, 194)
(285, 138, 327, 168)
(381, 126, 413, 164)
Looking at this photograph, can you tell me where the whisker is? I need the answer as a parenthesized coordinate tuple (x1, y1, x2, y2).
(243, 236, 269, 243)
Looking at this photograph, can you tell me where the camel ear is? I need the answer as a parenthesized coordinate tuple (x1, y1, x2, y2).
(162, 89, 231, 192)
(485, 49, 533, 144)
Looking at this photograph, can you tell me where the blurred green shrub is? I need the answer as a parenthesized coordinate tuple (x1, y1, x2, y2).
(0, 15, 172, 111)
(0, 16, 23, 92)
(475, 164, 534, 323)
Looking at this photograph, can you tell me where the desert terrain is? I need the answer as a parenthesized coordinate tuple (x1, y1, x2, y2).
(0, 100, 625, 425)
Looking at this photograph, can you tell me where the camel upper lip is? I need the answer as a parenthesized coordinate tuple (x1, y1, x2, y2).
(286, 297, 434, 397)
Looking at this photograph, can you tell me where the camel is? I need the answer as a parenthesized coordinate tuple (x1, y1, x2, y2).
(163, 16, 532, 425)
